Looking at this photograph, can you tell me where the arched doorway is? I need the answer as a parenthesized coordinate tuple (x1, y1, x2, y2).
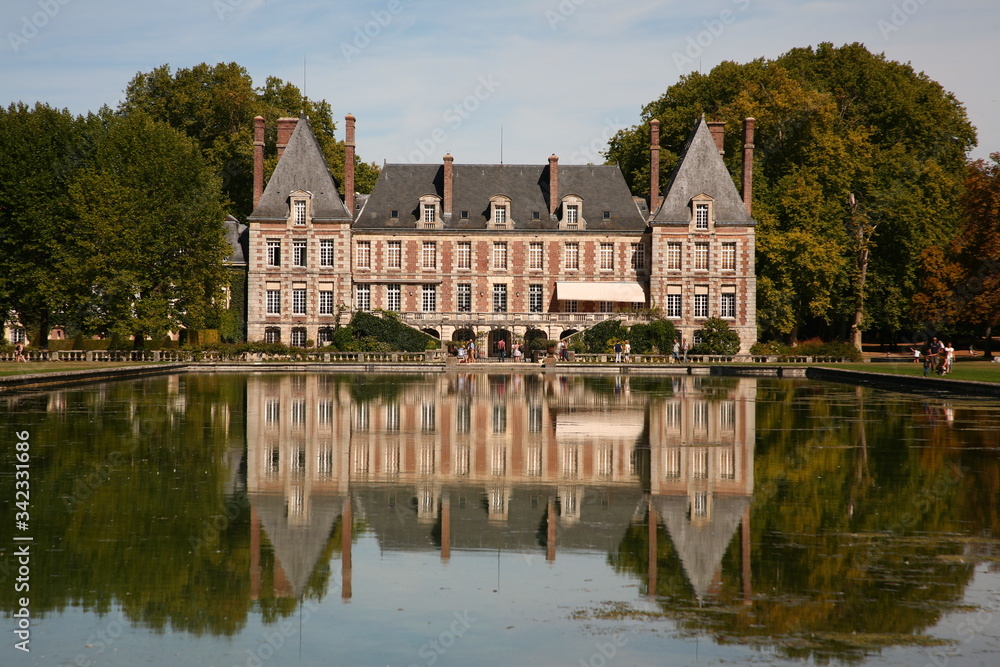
(490, 329, 511, 360)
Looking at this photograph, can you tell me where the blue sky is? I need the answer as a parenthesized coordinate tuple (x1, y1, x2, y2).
(2, 0, 998, 167)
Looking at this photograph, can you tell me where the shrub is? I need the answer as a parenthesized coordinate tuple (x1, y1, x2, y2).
(690, 317, 740, 355)
(583, 319, 628, 353)
(349, 311, 434, 352)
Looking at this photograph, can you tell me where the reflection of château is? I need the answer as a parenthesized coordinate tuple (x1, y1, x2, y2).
(245, 374, 754, 602)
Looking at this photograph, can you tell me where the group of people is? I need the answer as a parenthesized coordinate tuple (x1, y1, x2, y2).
(613, 340, 631, 363)
(914, 337, 954, 376)
(452, 339, 524, 363)
(671, 338, 689, 363)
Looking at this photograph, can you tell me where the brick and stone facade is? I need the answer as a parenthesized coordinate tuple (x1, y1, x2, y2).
(246, 114, 757, 351)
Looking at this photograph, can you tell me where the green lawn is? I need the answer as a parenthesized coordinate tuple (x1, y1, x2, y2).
(839, 360, 1000, 384)
(0, 362, 154, 377)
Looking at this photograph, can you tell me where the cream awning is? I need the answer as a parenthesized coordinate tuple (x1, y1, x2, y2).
(555, 281, 647, 303)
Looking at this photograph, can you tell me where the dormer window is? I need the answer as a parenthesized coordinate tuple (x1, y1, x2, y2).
(691, 194, 713, 231)
(489, 195, 512, 229)
(288, 190, 312, 226)
(418, 194, 442, 229)
(559, 194, 586, 230)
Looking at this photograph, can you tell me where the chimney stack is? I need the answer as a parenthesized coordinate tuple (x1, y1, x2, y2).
(253, 115, 265, 210)
(548, 154, 559, 217)
(276, 117, 297, 160)
(442, 153, 454, 220)
(344, 114, 356, 216)
(649, 119, 661, 213)
(707, 120, 726, 156)
(742, 118, 755, 215)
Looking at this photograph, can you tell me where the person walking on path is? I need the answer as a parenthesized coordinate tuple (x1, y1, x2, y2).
(944, 342, 955, 374)
(614, 341, 623, 363)
(672, 340, 680, 363)
(497, 338, 506, 362)
(624, 340, 631, 363)
(468, 339, 476, 363)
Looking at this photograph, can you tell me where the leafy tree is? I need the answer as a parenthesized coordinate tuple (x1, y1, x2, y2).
(67, 111, 230, 342)
(0, 103, 92, 346)
(914, 154, 1000, 356)
(690, 317, 740, 354)
(605, 43, 975, 345)
(120, 62, 379, 219)
(583, 319, 628, 353)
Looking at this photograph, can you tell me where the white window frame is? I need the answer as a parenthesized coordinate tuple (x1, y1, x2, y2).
(456, 241, 472, 270)
(293, 240, 307, 267)
(493, 242, 508, 270)
(529, 284, 543, 313)
(631, 243, 645, 271)
(267, 240, 281, 267)
(694, 242, 709, 271)
(356, 241, 371, 269)
(387, 284, 401, 312)
(721, 242, 736, 271)
(387, 240, 401, 269)
(319, 290, 334, 315)
(293, 199, 307, 226)
(422, 241, 436, 270)
(666, 242, 681, 271)
(694, 293, 709, 318)
(422, 284, 437, 312)
(565, 242, 579, 271)
(320, 239, 334, 267)
(721, 292, 736, 319)
(599, 243, 614, 271)
(266, 289, 281, 315)
(529, 242, 543, 270)
(292, 288, 306, 315)
(457, 284, 471, 313)
(665, 294, 681, 318)
(493, 284, 508, 313)
(356, 284, 371, 311)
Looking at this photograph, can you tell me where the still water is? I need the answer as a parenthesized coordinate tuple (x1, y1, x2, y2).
(1, 372, 998, 666)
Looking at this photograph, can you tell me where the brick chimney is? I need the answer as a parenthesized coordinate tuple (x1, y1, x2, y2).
(708, 120, 726, 156)
(276, 117, 297, 160)
(344, 113, 356, 216)
(253, 115, 265, 210)
(649, 119, 661, 213)
(742, 117, 755, 215)
(442, 153, 454, 220)
(548, 154, 559, 217)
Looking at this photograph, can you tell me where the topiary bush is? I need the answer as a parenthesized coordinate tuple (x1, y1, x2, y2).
(349, 311, 435, 352)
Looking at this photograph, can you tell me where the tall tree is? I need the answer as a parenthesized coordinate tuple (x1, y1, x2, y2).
(605, 43, 976, 345)
(0, 103, 91, 346)
(119, 63, 379, 219)
(914, 155, 1000, 356)
(67, 111, 230, 342)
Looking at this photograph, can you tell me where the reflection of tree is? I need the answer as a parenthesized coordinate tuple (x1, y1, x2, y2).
(0, 375, 254, 635)
(611, 381, 984, 660)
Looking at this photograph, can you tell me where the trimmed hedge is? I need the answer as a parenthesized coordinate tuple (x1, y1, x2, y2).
(348, 311, 435, 352)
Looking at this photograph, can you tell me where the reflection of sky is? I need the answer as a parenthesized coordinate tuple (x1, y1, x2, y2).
(26, 542, 999, 667)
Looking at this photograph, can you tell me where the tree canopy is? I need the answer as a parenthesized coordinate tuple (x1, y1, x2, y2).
(606, 42, 976, 346)
(119, 62, 380, 219)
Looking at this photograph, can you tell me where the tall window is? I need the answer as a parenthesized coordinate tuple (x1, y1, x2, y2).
(264, 327, 280, 343)
(294, 200, 306, 225)
(457, 284, 471, 313)
(564, 299, 578, 313)
(292, 288, 306, 314)
(422, 285, 437, 312)
(422, 241, 436, 270)
(666, 242, 681, 271)
(267, 240, 281, 267)
(320, 239, 334, 267)
(356, 241, 371, 269)
(666, 294, 681, 318)
(695, 203, 709, 230)
(630, 243, 645, 270)
(600, 243, 614, 271)
(493, 242, 508, 270)
(387, 284, 401, 312)
(721, 242, 736, 271)
(529, 284, 543, 313)
(694, 293, 709, 318)
(319, 290, 334, 315)
(721, 292, 736, 318)
(266, 289, 281, 314)
(422, 203, 436, 224)
(529, 242, 543, 270)
(694, 242, 709, 270)
(456, 241, 471, 270)
(566, 205, 579, 226)
(290, 328, 306, 347)
(493, 284, 507, 313)
(494, 204, 507, 226)
(293, 240, 307, 267)
(565, 242, 579, 270)
(387, 240, 401, 269)
(356, 284, 370, 311)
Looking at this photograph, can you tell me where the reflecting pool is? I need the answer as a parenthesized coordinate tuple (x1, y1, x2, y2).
(1, 372, 998, 666)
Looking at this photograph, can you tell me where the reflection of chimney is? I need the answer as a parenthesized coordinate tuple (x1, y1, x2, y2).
(276, 117, 297, 160)
(250, 504, 260, 600)
(341, 497, 352, 600)
(548, 154, 559, 217)
(707, 120, 725, 156)
(441, 494, 451, 563)
(443, 153, 454, 220)
(648, 499, 657, 599)
(344, 114, 356, 216)
(546, 497, 556, 562)
(253, 116, 265, 210)
(649, 119, 661, 213)
(742, 118, 755, 215)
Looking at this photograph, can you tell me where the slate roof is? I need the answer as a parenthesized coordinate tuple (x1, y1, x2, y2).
(248, 116, 353, 223)
(651, 117, 754, 226)
(222, 215, 247, 265)
(354, 163, 648, 231)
